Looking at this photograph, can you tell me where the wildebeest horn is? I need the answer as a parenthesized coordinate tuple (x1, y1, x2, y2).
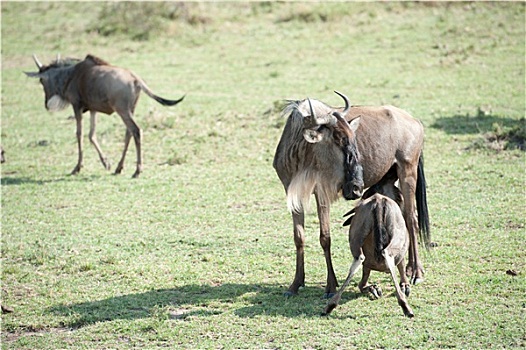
(334, 90, 350, 116)
(307, 98, 316, 120)
(32, 54, 43, 69)
(305, 97, 335, 127)
(56, 53, 61, 62)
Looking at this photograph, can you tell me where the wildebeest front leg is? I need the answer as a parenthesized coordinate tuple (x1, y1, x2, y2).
(285, 211, 306, 296)
(315, 193, 338, 298)
(88, 111, 111, 170)
(71, 109, 83, 175)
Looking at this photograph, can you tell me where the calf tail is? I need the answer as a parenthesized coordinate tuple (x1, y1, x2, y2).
(138, 78, 185, 107)
(416, 153, 431, 248)
(372, 198, 390, 262)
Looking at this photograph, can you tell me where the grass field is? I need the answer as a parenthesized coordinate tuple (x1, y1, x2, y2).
(1, 2, 525, 349)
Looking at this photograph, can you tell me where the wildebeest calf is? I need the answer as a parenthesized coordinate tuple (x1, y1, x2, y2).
(25, 54, 185, 178)
(323, 168, 414, 318)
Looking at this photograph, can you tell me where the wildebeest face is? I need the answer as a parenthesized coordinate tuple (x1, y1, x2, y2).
(25, 55, 70, 111)
(302, 93, 364, 200)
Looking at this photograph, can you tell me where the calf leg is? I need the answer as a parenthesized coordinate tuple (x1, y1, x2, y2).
(358, 267, 382, 299)
(316, 193, 338, 298)
(323, 253, 364, 315)
(384, 251, 414, 318)
(397, 256, 411, 297)
(286, 211, 306, 296)
(88, 111, 111, 170)
(71, 109, 83, 175)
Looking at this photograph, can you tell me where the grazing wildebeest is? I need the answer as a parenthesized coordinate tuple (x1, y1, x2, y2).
(1, 146, 5, 163)
(25, 54, 185, 178)
(273, 91, 429, 297)
(323, 167, 414, 318)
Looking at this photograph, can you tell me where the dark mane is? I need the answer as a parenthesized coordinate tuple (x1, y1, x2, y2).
(85, 54, 109, 66)
(41, 57, 81, 72)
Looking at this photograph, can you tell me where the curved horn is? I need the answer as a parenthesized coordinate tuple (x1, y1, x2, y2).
(32, 54, 43, 69)
(334, 90, 350, 116)
(56, 53, 61, 62)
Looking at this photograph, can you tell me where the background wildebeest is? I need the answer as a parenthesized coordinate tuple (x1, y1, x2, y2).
(25, 54, 185, 178)
(324, 167, 414, 318)
(273, 91, 430, 298)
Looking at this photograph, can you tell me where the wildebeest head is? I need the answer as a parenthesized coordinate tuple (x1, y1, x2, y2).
(302, 91, 364, 200)
(24, 54, 79, 111)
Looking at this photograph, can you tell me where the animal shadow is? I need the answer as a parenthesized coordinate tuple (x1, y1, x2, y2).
(48, 283, 348, 328)
(431, 112, 522, 135)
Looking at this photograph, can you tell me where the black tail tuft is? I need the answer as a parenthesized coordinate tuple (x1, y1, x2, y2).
(416, 153, 431, 248)
(153, 93, 186, 107)
(373, 199, 389, 262)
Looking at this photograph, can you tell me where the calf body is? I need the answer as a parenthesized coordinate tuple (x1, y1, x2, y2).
(323, 177, 414, 318)
(25, 54, 185, 177)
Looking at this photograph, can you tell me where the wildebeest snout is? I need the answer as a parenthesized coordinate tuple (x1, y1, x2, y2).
(343, 181, 364, 200)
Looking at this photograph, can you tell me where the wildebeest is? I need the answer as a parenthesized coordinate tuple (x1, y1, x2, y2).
(273, 91, 429, 297)
(323, 167, 414, 318)
(25, 54, 185, 178)
(1, 146, 5, 163)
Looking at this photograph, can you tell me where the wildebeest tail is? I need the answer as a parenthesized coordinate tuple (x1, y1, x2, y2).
(372, 198, 390, 262)
(416, 153, 431, 249)
(138, 79, 185, 106)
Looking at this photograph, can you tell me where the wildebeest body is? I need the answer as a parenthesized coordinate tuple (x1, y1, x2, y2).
(26, 54, 185, 178)
(273, 92, 429, 298)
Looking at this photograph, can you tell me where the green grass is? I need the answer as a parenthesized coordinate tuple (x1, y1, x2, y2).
(2, 2, 525, 349)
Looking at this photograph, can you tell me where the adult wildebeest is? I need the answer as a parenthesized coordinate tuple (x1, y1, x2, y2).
(273, 91, 429, 297)
(323, 167, 414, 318)
(25, 54, 185, 178)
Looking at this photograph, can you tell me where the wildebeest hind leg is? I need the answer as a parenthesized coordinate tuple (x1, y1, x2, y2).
(115, 129, 131, 175)
(398, 167, 424, 284)
(88, 111, 111, 170)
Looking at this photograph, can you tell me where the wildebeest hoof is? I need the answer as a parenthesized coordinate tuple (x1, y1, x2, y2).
(283, 291, 298, 298)
(366, 285, 382, 299)
(411, 276, 424, 285)
(102, 159, 111, 170)
(70, 166, 81, 175)
(400, 283, 411, 297)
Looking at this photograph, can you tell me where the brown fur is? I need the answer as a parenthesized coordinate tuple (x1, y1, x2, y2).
(273, 92, 430, 297)
(323, 181, 414, 318)
(25, 54, 185, 178)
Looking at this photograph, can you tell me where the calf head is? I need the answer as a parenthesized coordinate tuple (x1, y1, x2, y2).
(302, 91, 364, 200)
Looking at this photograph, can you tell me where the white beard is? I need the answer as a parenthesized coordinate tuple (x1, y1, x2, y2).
(46, 95, 69, 112)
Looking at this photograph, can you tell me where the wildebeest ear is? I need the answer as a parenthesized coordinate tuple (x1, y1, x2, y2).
(349, 117, 361, 132)
(24, 71, 43, 78)
(303, 128, 323, 143)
